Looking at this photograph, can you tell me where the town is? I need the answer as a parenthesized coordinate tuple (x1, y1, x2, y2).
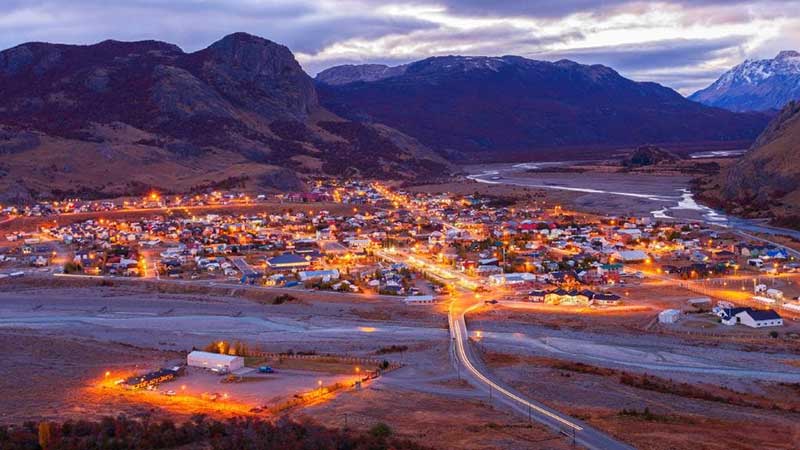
(2, 178, 800, 448)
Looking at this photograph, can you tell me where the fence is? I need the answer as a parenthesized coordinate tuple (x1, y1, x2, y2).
(247, 351, 403, 370)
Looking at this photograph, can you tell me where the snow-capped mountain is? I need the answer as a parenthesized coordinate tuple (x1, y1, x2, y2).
(690, 51, 800, 112)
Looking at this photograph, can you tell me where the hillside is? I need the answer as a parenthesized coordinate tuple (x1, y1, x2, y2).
(622, 145, 681, 167)
(316, 56, 770, 160)
(703, 101, 800, 224)
(690, 51, 800, 112)
(0, 33, 450, 202)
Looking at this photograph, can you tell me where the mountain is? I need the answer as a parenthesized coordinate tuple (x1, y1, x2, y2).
(0, 33, 449, 202)
(715, 100, 800, 223)
(316, 63, 408, 86)
(316, 55, 770, 160)
(689, 51, 800, 112)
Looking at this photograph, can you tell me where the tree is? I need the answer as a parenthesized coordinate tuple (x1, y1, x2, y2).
(369, 422, 393, 440)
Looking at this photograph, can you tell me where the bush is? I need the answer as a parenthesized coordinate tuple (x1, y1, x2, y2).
(63, 261, 83, 274)
(369, 422, 393, 439)
(376, 345, 408, 355)
(272, 294, 296, 305)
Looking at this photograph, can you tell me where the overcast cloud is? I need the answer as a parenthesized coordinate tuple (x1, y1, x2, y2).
(0, 0, 797, 94)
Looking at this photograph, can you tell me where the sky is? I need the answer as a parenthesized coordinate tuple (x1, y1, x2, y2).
(0, 0, 797, 94)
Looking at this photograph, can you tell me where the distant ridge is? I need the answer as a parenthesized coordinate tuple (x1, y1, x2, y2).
(317, 55, 770, 160)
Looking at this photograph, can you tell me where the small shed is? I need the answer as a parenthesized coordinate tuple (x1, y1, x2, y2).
(658, 309, 681, 324)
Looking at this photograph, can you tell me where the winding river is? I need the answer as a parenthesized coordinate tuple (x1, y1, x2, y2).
(466, 161, 800, 240)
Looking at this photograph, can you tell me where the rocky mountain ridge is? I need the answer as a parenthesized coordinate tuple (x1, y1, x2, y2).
(0, 33, 450, 202)
(690, 51, 800, 112)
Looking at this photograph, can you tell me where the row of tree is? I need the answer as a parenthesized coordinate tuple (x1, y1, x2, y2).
(1, 415, 430, 450)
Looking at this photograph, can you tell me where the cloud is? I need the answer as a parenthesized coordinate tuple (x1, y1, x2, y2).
(536, 36, 750, 93)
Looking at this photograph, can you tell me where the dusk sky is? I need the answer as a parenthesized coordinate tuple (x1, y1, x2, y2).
(1, 0, 798, 94)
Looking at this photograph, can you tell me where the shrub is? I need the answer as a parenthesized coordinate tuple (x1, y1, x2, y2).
(369, 422, 393, 439)
(63, 261, 83, 274)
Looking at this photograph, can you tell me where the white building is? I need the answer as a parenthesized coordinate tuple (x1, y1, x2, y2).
(404, 294, 437, 305)
(298, 269, 340, 282)
(187, 351, 245, 372)
(658, 309, 681, 324)
(721, 308, 783, 328)
(488, 272, 535, 286)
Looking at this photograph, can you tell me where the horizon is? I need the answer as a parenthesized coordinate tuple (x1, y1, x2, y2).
(1, 1, 798, 95)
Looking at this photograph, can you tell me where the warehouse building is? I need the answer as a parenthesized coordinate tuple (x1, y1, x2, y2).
(187, 350, 245, 372)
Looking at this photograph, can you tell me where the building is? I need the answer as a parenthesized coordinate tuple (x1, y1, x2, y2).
(658, 309, 681, 324)
(266, 253, 311, 270)
(612, 250, 648, 263)
(187, 351, 245, 372)
(488, 272, 535, 286)
(298, 269, 340, 282)
(123, 367, 180, 389)
(721, 308, 783, 328)
(404, 294, 437, 305)
(528, 289, 546, 302)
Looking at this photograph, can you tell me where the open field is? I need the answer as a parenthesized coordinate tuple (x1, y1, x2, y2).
(0, 279, 581, 448)
(476, 350, 800, 449)
(4, 256, 800, 448)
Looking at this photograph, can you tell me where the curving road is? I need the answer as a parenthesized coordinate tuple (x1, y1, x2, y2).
(449, 298, 634, 450)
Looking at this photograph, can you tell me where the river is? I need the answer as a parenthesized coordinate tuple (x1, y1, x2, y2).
(466, 161, 800, 241)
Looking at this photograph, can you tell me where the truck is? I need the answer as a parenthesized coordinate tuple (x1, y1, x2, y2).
(258, 366, 274, 374)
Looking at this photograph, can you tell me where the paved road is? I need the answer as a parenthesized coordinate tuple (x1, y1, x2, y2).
(449, 299, 634, 450)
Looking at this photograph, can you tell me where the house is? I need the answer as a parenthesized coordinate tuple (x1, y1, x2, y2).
(592, 292, 622, 306)
(544, 289, 592, 306)
(612, 250, 648, 263)
(266, 253, 310, 270)
(320, 241, 349, 255)
(528, 289, 546, 302)
(721, 307, 783, 328)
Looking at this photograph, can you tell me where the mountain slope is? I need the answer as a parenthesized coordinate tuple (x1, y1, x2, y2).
(716, 101, 800, 222)
(0, 33, 449, 202)
(316, 55, 769, 160)
(690, 51, 800, 112)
